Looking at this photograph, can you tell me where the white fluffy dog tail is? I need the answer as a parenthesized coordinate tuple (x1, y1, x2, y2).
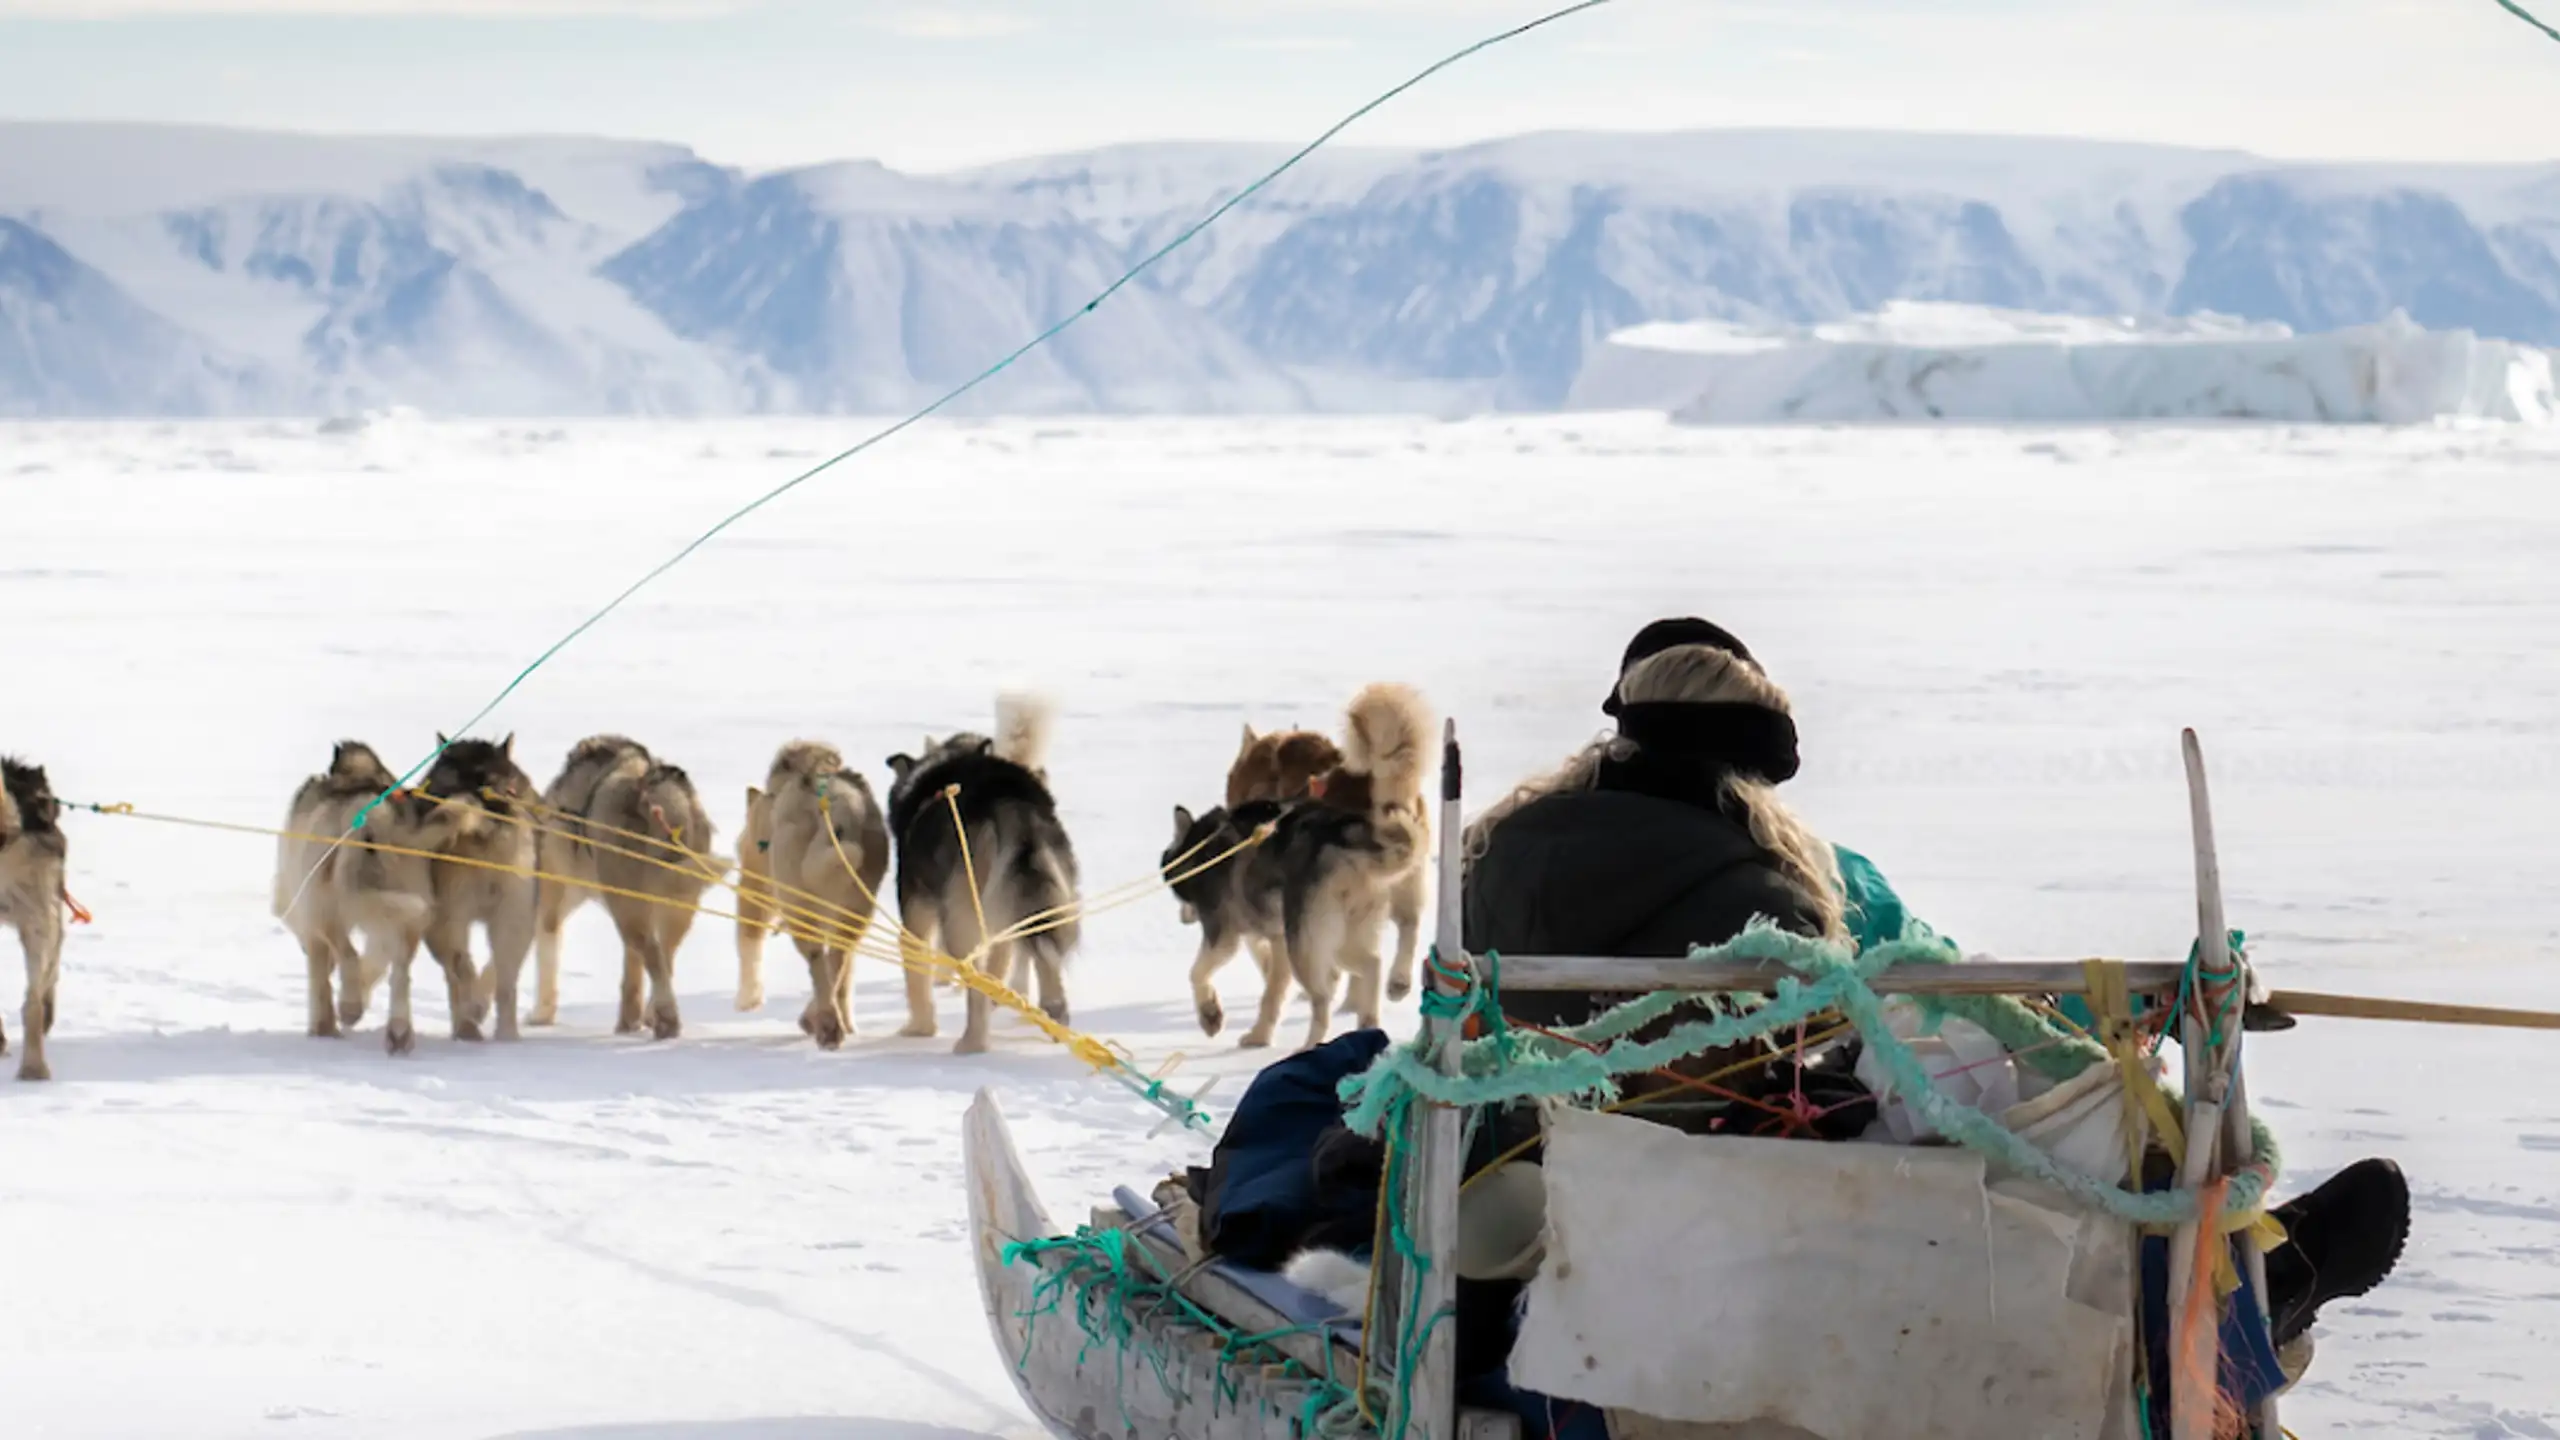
(1282, 1247, 1374, 1318)
(995, 691, 1059, 772)
(1340, 682, 1435, 800)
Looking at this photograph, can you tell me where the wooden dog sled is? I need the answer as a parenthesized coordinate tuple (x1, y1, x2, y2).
(967, 727, 2300, 1440)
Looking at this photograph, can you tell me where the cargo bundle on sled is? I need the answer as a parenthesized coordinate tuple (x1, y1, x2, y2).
(968, 724, 2300, 1440)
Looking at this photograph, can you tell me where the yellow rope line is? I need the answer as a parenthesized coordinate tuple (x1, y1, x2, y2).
(478, 786, 918, 961)
(107, 804, 1132, 1076)
(123, 806, 821, 942)
(506, 790, 762, 906)
(817, 791, 1148, 1077)
(816, 802, 931, 976)
(940, 785, 998, 955)
(988, 822, 1274, 948)
(446, 788, 903, 969)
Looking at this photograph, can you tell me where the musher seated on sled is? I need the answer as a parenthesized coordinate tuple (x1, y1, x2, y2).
(1181, 617, 2408, 1435)
(1462, 617, 2412, 1383)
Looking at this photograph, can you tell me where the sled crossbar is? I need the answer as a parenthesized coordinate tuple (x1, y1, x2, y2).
(1494, 956, 2190, 997)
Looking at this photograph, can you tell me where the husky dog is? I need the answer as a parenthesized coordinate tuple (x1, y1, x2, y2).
(273, 741, 447, 1040)
(530, 735, 716, 1041)
(1, 757, 68, 1080)
(1312, 685, 1435, 1003)
(1227, 707, 1430, 1003)
(1171, 682, 1436, 1051)
(887, 694, 1081, 1055)
(1226, 725, 1343, 809)
(735, 740, 891, 1048)
(389, 733, 536, 1053)
(1164, 800, 1294, 1048)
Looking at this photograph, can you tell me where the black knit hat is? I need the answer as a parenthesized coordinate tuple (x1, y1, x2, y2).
(1603, 617, 1757, 716)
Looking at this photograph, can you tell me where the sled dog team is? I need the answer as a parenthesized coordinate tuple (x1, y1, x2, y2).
(0, 682, 1433, 1077)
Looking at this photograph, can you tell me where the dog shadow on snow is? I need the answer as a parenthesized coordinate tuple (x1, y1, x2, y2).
(38, 979, 1258, 1103)
(485, 1419, 1032, 1440)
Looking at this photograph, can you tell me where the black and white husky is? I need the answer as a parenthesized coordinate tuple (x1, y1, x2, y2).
(1169, 683, 1434, 1052)
(886, 694, 1082, 1055)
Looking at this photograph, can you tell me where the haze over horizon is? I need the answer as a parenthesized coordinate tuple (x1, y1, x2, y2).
(2, 0, 2556, 171)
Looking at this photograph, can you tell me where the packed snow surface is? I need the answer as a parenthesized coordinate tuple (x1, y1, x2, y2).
(1571, 305, 2559, 423)
(1, 416, 2556, 1439)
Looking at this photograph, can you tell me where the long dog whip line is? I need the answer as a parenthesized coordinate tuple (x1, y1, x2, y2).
(2496, 0, 2560, 44)
(309, 0, 1621, 841)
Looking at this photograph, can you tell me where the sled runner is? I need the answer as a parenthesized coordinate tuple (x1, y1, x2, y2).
(968, 725, 2290, 1440)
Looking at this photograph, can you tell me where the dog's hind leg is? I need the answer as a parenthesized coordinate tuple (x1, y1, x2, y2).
(384, 941, 420, 1056)
(1386, 867, 1425, 1003)
(1027, 941, 1070, 1026)
(946, 907, 996, 1056)
(1188, 926, 1243, 1039)
(301, 932, 342, 1038)
(337, 934, 380, 1030)
(613, 927, 647, 1035)
(833, 904, 872, 1036)
(1284, 908, 1345, 1052)
(486, 889, 537, 1043)
(1343, 932, 1386, 1035)
(529, 880, 576, 1028)
(638, 922, 681, 1041)
(16, 905, 62, 1080)
(424, 925, 483, 1043)
(896, 899, 942, 1039)
(798, 936, 847, 1050)
(1241, 936, 1292, 1050)
(832, 939, 857, 1039)
(733, 834, 772, 1013)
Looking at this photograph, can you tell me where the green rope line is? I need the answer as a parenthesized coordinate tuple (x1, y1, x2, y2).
(1003, 1227, 1370, 1430)
(345, 0, 1621, 834)
(2496, 0, 2560, 44)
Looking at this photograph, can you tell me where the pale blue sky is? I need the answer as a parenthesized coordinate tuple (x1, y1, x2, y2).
(0, 0, 2553, 172)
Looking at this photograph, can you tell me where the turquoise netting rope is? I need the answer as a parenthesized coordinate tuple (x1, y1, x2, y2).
(1337, 926, 2278, 1227)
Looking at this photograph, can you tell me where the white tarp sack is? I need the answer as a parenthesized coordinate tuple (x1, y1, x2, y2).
(1511, 1109, 2135, 1440)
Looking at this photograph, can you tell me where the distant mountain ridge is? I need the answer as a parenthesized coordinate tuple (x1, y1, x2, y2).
(3, 121, 2557, 416)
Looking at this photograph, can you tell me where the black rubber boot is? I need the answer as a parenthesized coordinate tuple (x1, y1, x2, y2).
(2264, 1157, 2412, 1346)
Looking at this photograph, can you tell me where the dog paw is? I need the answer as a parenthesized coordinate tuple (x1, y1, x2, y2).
(528, 1004, 558, 1028)
(810, 1010, 848, 1051)
(1386, 976, 1414, 1003)
(494, 1020, 522, 1043)
(651, 1011, 682, 1042)
(16, 1056, 49, 1082)
(735, 985, 764, 1012)
(337, 998, 368, 1029)
(1239, 1031, 1274, 1050)
(1197, 997, 1225, 1037)
(897, 1019, 938, 1039)
(614, 1014, 643, 1036)
(1041, 997, 1071, 1025)
(385, 1020, 417, 1056)
(452, 1017, 485, 1043)
(952, 1033, 991, 1056)
(310, 1017, 342, 1040)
